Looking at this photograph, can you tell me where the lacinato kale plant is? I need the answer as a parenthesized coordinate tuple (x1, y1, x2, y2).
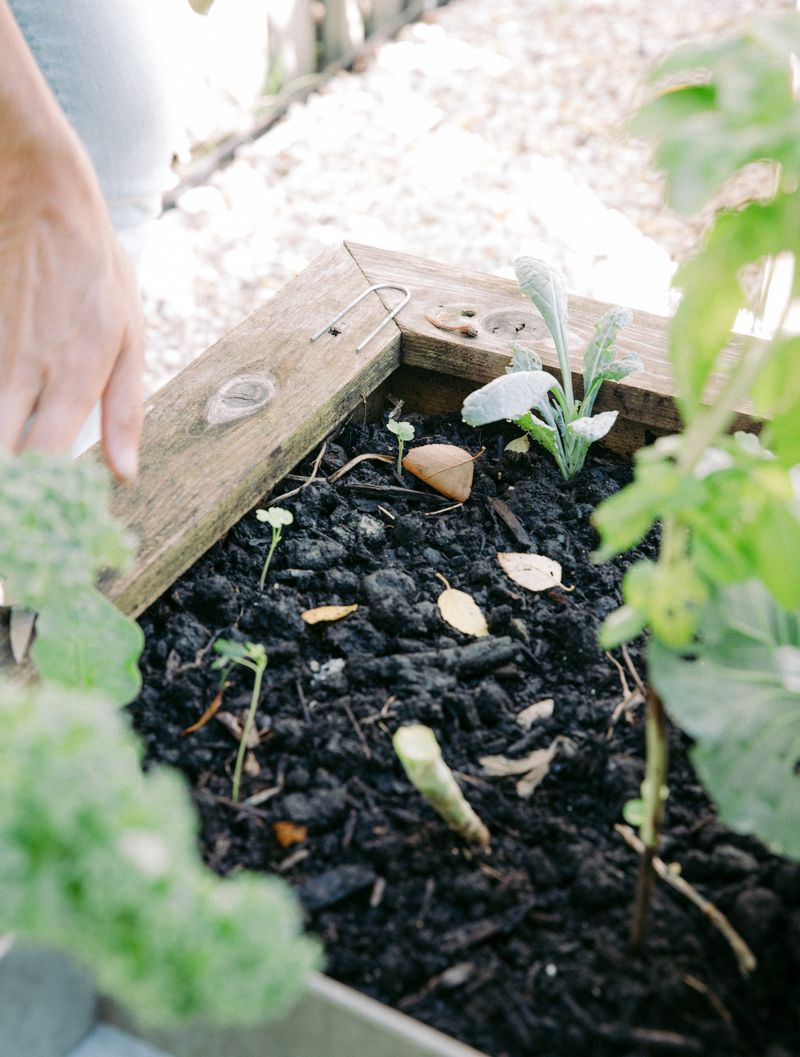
(461, 257, 639, 478)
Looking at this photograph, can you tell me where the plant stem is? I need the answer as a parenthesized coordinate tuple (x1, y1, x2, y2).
(396, 439, 404, 476)
(630, 687, 668, 949)
(231, 659, 266, 802)
(258, 528, 281, 590)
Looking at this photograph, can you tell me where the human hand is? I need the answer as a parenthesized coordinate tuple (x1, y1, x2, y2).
(0, 142, 145, 482)
(0, 0, 145, 482)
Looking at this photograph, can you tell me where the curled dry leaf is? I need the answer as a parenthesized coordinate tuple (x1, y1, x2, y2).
(302, 603, 359, 625)
(243, 751, 261, 777)
(516, 698, 554, 729)
(497, 552, 564, 592)
(480, 736, 575, 799)
(437, 583, 489, 637)
(181, 681, 229, 736)
(216, 711, 259, 748)
(402, 444, 478, 502)
(272, 821, 308, 848)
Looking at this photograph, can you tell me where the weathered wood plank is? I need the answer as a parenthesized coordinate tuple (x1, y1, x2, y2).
(347, 242, 754, 434)
(96, 244, 401, 618)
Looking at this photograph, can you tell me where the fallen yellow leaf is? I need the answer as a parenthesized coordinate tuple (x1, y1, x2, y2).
(301, 603, 359, 625)
(437, 587, 489, 637)
(504, 435, 531, 454)
(497, 552, 564, 592)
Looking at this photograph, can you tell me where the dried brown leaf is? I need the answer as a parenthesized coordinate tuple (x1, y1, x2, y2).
(403, 444, 477, 502)
(497, 552, 563, 592)
(182, 682, 229, 736)
(302, 603, 359, 625)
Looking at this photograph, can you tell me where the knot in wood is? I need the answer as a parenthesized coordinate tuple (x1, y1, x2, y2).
(205, 373, 276, 426)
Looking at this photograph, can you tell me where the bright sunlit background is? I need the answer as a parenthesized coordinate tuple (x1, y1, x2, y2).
(140, 0, 789, 396)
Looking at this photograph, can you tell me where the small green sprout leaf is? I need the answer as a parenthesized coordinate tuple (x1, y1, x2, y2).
(212, 639, 268, 801)
(256, 506, 294, 530)
(255, 506, 293, 589)
(387, 419, 415, 443)
(393, 724, 490, 846)
(386, 418, 416, 474)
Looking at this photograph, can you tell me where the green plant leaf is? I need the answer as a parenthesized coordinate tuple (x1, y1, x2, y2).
(516, 410, 560, 458)
(387, 419, 416, 442)
(582, 307, 635, 395)
(649, 580, 800, 859)
(671, 189, 800, 413)
(598, 604, 647, 649)
(461, 371, 556, 426)
(567, 410, 618, 443)
(592, 458, 681, 561)
(636, 20, 800, 212)
(255, 506, 294, 529)
(514, 257, 571, 376)
(506, 341, 542, 373)
(0, 452, 133, 611)
(0, 679, 319, 1025)
(31, 588, 143, 705)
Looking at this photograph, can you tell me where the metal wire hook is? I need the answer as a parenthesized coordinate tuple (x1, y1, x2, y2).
(310, 283, 411, 353)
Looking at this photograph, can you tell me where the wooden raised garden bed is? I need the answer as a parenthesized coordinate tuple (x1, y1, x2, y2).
(85, 244, 796, 1057)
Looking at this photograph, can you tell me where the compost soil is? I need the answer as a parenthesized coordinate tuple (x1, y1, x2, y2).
(131, 413, 799, 1057)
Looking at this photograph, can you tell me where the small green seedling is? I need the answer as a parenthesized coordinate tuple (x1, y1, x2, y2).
(386, 418, 416, 475)
(212, 639, 268, 801)
(255, 506, 293, 589)
(461, 258, 639, 478)
(393, 724, 490, 846)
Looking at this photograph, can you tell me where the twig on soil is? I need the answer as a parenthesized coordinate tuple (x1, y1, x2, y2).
(377, 505, 396, 521)
(342, 700, 371, 759)
(605, 650, 644, 738)
(296, 679, 312, 724)
(267, 440, 328, 506)
(615, 824, 757, 977)
(682, 975, 733, 1025)
(561, 992, 703, 1054)
(341, 482, 454, 504)
(487, 497, 532, 548)
(327, 452, 394, 484)
(244, 783, 283, 807)
(423, 502, 464, 517)
(276, 847, 310, 873)
(369, 876, 387, 909)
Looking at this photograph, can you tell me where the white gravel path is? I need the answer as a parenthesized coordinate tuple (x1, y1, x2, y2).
(140, 0, 792, 395)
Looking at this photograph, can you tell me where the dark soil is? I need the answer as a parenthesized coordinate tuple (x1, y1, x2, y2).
(130, 412, 800, 1057)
